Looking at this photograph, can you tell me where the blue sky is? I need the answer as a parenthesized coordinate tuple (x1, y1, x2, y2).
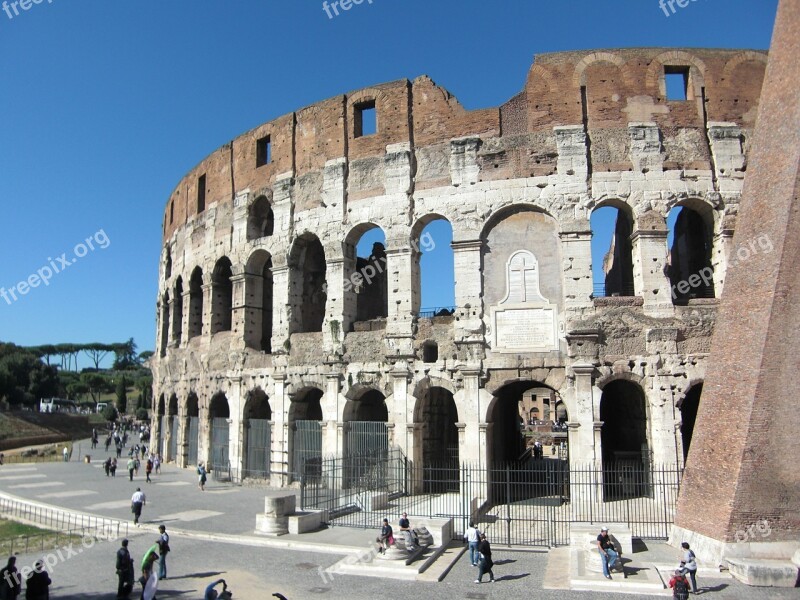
(0, 0, 778, 362)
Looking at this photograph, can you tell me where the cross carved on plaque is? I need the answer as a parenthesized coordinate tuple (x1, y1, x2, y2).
(502, 250, 547, 304)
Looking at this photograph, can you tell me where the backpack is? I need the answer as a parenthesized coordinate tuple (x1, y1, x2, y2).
(673, 576, 689, 599)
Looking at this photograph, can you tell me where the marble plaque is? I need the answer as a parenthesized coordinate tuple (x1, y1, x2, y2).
(492, 304, 558, 352)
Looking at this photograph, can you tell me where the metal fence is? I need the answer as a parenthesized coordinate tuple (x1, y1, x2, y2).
(244, 419, 271, 480)
(0, 496, 129, 541)
(187, 417, 199, 465)
(169, 415, 179, 461)
(292, 420, 322, 482)
(210, 418, 230, 472)
(300, 452, 682, 548)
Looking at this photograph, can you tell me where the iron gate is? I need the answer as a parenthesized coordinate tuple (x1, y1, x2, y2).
(293, 420, 322, 482)
(169, 416, 178, 461)
(301, 455, 682, 548)
(210, 417, 230, 471)
(187, 417, 199, 465)
(244, 419, 271, 479)
(158, 416, 167, 457)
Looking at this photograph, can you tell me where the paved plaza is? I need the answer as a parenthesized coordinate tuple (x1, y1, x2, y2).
(0, 451, 798, 599)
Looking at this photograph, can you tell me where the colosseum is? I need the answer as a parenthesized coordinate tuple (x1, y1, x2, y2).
(150, 47, 768, 544)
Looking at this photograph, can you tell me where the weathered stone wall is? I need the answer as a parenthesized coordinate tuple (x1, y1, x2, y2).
(151, 48, 767, 482)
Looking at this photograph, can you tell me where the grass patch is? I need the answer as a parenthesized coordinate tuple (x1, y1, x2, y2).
(0, 518, 84, 556)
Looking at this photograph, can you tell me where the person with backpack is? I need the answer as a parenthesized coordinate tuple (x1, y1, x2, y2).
(25, 559, 51, 600)
(198, 463, 207, 491)
(679, 542, 698, 593)
(669, 569, 690, 600)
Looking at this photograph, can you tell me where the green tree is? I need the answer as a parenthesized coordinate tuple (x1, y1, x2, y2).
(0, 343, 59, 407)
(102, 404, 119, 423)
(112, 338, 138, 370)
(115, 376, 128, 414)
(80, 372, 107, 403)
(83, 343, 114, 370)
(136, 407, 149, 421)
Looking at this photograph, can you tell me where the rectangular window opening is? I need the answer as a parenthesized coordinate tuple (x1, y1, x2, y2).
(197, 174, 206, 213)
(665, 67, 690, 101)
(256, 135, 272, 167)
(354, 100, 377, 138)
(169, 201, 174, 225)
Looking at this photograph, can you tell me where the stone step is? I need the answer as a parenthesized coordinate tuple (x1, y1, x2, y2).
(726, 558, 800, 588)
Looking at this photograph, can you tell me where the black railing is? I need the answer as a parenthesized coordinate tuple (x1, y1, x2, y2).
(300, 453, 683, 548)
(592, 283, 637, 298)
(417, 306, 456, 319)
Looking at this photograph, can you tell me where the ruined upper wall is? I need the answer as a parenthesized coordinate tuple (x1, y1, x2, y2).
(162, 48, 767, 241)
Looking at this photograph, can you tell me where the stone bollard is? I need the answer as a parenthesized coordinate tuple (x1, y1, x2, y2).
(255, 494, 296, 536)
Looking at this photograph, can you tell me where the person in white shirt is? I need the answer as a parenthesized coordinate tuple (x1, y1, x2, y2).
(464, 522, 481, 566)
(131, 488, 146, 526)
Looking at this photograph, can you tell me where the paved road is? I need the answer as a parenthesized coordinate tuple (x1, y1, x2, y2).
(1, 457, 798, 599)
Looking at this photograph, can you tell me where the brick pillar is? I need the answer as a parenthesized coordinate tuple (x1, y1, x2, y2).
(673, 0, 800, 570)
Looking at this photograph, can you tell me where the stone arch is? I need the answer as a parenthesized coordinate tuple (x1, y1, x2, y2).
(411, 214, 455, 317)
(288, 233, 326, 333)
(208, 392, 231, 470)
(244, 387, 272, 420)
(595, 370, 646, 391)
(573, 51, 627, 87)
(591, 200, 636, 297)
(168, 394, 178, 416)
(210, 257, 233, 334)
(184, 392, 200, 467)
(722, 51, 768, 82)
(480, 203, 556, 241)
(667, 199, 716, 303)
(412, 376, 460, 418)
(343, 223, 387, 326)
(678, 381, 702, 464)
(647, 51, 707, 98)
(244, 249, 273, 352)
(289, 386, 324, 421)
(599, 379, 650, 498)
(247, 195, 274, 241)
(413, 384, 460, 492)
(188, 267, 204, 339)
(157, 394, 165, 416)
(242, 387, 272, 479)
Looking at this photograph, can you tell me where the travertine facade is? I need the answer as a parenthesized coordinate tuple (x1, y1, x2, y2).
(150, 48, 768, 486)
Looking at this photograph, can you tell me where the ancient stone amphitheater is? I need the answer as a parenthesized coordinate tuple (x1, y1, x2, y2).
(150, 48, 767, 502)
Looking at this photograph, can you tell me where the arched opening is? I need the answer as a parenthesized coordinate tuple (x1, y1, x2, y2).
(344, 389, 388, 488)
(156, 395, 166, 457)
(289, 234, 327, 333)
(186, 393, 200, 466)
(679, 383, 702, 464)
(243, 388, 272, 479)
(487, 380, 568, 504)
(422, 341, 438, 363)
(188, 268, 204, 339)
(172, 277, 183, 345)
(209, 392, 231, 471)
(591, 204, 635, 297)
(668, 204, 715, 304)
(247, 196, 274, 240)
(412, 216, 455, 316)
(290, 387, 324, 481)
(211, 258, 233, 334)
(168, 394, 178, 462)
(343, 224, 388, 329)
(600, 380, 650, 500)
(414, 386, 459, 492)
(244, 251, 273, 352)
(159, 292, 170, 357)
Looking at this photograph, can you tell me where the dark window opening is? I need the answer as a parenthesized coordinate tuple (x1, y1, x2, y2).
(354, 100, 377, 138)
(422, 341, 438, 363)
(169, 201, 174, 225)
(256, 135, 272, 167)
(197, 175, 206, 213)
(665, 67, 690, 101)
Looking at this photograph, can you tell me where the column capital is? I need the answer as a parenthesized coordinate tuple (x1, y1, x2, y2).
(451, 239, 483, 253)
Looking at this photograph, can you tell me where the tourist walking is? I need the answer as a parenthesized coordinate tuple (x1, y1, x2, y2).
(62, 446, 68, 462)
(24, 560, 50, 600)
(464, 521, 481, 566)
(104, 457, 112, 477)
(679, 542, 699, 593)
(131, 488, 146, 526)
(110, 458, 117, 477)
(197, 462, 207, 491)
(127, 457, 135, 482)
(140, 544, 159, 600)
(145, 458, 153, 483)
(154, 454, 162, 474)
(0, 556, 21, 599)
(474, 533, 495, 583)
(157, 525, 170, 580)
(597, 526, 620, 579)
(115, 539, 133, 599)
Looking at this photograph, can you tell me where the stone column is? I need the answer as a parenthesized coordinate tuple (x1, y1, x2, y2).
(388, 362, 412, 456)
(180, 291, 191, 346)
(323, 372, 343, 459)
(201, 283, 213, 338)
(230, 272, 248, 350)
(451, 240, 484, 346)
(271, 374, 289, 484)
(384, 247, 415, 359)
(270, 264, 290, 354)
(323, 257, 347, 355)
(559, 222, 594, 310)
(631, 221, 672, 317)
(569, 362, 599, 470)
